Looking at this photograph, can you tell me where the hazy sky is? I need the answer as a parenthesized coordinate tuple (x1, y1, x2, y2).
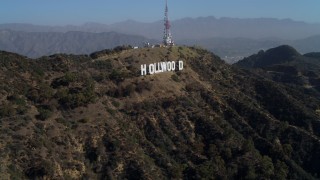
(1, 0, 320, 25)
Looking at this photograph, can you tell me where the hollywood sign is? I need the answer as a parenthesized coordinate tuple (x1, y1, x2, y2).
(141, 61, 183, 76)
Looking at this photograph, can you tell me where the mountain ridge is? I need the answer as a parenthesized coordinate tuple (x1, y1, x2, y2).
(1, 29, 320, 61)
(1, 16, 320, 40)
(2, 17, 320, 62)
(0, 29, 156, 58)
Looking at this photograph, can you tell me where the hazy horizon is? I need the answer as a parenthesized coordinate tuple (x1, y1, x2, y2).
(1, 0, 320, 25)
(2, 15, 320, 27)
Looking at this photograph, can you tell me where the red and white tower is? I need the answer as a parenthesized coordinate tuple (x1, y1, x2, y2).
(163, 0, 174, 46)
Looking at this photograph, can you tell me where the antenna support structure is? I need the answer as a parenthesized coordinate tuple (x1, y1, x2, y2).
(163, 0, 174, 46)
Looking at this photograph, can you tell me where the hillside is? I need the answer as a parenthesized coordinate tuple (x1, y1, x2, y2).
(1, 46, 320, 179)
(235, 45, 301, 68)
(235, 45, 320, 92)
(0, 30, 155, 58)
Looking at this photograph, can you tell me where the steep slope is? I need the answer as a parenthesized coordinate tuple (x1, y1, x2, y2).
(0, 46, 320, 179)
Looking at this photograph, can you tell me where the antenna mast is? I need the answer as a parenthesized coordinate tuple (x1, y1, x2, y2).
(163, 0, 174, 46)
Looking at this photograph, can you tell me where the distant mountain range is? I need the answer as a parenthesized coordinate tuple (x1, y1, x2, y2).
(1, 29, 319, 61)
(0, 30, 155, 58)
(2, 17, 320, 40)
(1, 17, 320, 60)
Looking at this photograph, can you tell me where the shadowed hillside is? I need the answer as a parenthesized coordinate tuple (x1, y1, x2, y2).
(235, 45, 301, 68)
(235, 45, 320, 93)
(0, 46, 319, 179)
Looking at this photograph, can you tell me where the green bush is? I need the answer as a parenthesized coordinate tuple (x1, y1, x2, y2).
(51, 72, 78, 88)
(274, 160, 288, 179)
(259, 156, 274, 178)
(90, 60, 113, 70)
(16, 105, 28, 115)
(55, 118, 72, 127)
(79, 118, 89, 123)
(57, 90, 88, 108)
(109, 69, 129, 83)
(124, 84, 136, 97)
(135, 81, 152, 93)
(111, 100, 120, 108)
(7, 94, 26, 106)
(8, 164, 24, 180)
(92, 72, 107, 82)
(283, 144, 293, 157)
(0, 103, 15, 117)
(171, 74, 180, 82)
(32, 65, 45, 77)
(106, 107, 116, 116)
(27, 83, 54, 103)
(36, 107, 52, 120)
(54, 77, 96, 109)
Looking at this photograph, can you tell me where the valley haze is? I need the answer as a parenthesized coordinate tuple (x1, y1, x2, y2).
(1, 17, 320, 63)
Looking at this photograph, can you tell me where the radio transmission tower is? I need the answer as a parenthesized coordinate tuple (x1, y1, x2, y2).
(163, 0, 174, 46)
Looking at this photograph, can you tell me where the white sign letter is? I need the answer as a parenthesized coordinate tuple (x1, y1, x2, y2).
(179, 61, 184, 71)
(141, 64, 147, 76)
(167, 61, 172, 71)
(149, 64, 155, 75)
(161, 62, 167, 72)
(155, 62, 162, 73)
(172, 61, 176, 71)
